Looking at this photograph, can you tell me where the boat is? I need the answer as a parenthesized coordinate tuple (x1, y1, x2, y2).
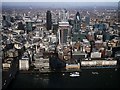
(115, 68, 117, 71)
(70, 72, 80, 77)
(92, 72, 99, 75)
(62, 73, 65, 76)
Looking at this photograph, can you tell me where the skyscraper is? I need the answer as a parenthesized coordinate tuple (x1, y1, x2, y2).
(74, 12, 81, 32)
(46, 10, 52, 30)
(59, 9, 69, 22)
(58, 22, 70, 45)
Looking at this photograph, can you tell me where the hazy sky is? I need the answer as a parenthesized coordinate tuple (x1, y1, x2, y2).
(2, 0, 120, 2)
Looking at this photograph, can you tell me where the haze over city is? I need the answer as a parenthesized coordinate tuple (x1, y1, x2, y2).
(2, 0, 120, 2)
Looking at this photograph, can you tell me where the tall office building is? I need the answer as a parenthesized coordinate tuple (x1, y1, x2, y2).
(59, 9, 69, 22)
(46, 10, 52, 30)
(2, 15, 7, 27)
(74, 12, 81, 32)
(58, 22, 70, 45)
(3, 15, 6, 20)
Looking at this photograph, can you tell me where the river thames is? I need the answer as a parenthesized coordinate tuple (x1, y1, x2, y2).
(7, 68, 120, 88)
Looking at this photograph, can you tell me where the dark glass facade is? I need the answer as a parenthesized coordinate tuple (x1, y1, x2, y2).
(46, 10, 52, 30)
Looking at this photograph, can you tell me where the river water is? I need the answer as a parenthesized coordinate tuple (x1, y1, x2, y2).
(7, 68, 120, 88)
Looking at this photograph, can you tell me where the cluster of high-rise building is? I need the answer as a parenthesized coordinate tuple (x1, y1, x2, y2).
(1, 5, 120, 89)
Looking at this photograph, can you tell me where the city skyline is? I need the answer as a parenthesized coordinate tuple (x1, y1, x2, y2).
(1, 0, 120, 89)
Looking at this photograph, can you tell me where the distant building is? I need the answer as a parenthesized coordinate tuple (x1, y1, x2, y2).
(46, 10, 52, 30)
(26, 21, 32, 33)
(93, 23, 107, 31)
(85, 16, 90, 26)
(53, 23, 58, 34)
(18, 22, 25, 30)
(2, 15, 11, 27)
(60, 9, 69, 22)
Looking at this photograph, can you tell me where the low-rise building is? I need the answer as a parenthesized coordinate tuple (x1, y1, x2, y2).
(19, 52, 29, 70)
(91, 52, 101, 58)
